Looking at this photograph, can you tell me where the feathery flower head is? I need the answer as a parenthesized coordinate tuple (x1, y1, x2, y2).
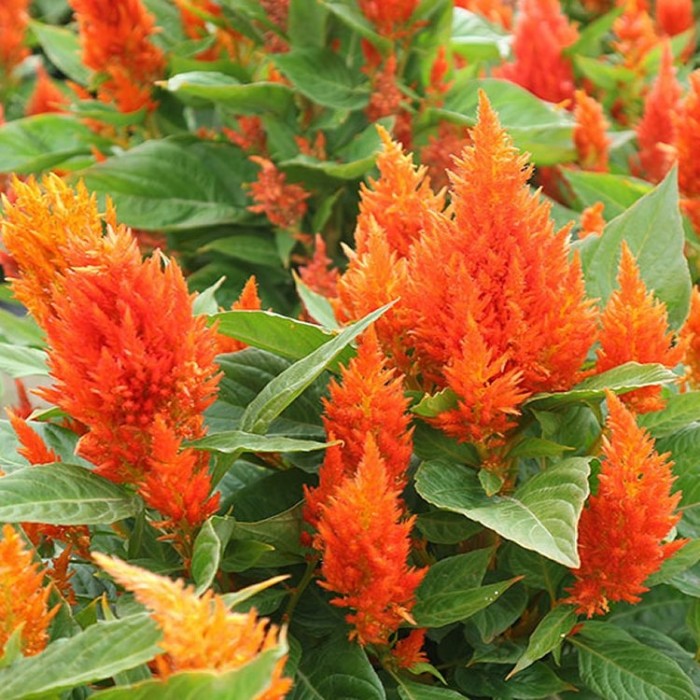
(634, 41, 681, 183)
(26, 66, 68, 117)
(574, 90, 610, 172)
(0, 524, 56, 657)
(455, 0, 513, 29)
(217, 276, 262, 354)
(298, 235, 339, 300)
(69, 0, 166, 112)
(496, 0, 578, 103)
(248, 157, 310, 230)
(656, 0, 694, 38)
(0, 0, 30, 78)
(612, 0, 660, 72)
(358, 0, 419, 36)
(596, 241, 683, 413)
(579, 201, 606, 239)
(676, 71, 700, 232)
(365, 55, 405, 124)
(566, 391, 685, 617)
(7, 410, 60, 466)
(681, 286, 700, 389)
(314, 435, 426, 646)
(94, 554, 291, 696)
(419, 121, 472, 192)
(0, 174, 127, 325)
(391, 629, 428, 669)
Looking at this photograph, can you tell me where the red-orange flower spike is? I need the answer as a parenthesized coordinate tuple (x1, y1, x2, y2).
(94, 554, 291, 696)
(676, 71, 700, 232)
(69, 0, 166, 112)
(6, 410, 60, 465)
(596, 242, 683, 413)
(420, 122, 472, 193)
(566, 391, 685, 617)
(681, 287, 700, 389)
(248, 157, 310, 230)
(217, 276, 262, 354)
(574, 90, 610, 172)
(298, 235, 339, 300)
(26, 66, 68, 116)
(357, 126, 445, 259)
(358, 0, 418, 35)
(391, 629, 428, 669)
(635, 41, 682, 183)
(579, 202, 606, 239)
(366, 55, 405, 124)
(0, 0, 30, 78)
(612, 0, 660, 72)
(314, 436, 426, 646)
(455, 0, 513, 29)
(656, 0, 694, 38)
(497, 0, 578, 103)
(0, 524, 57, 657)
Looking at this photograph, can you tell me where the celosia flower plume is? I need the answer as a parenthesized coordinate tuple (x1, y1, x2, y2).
(675, 71, 700, 233)
(574, 90, 610, 172)
(314, 435, 426, 646)
(298, 235, 339, 299)
(455, 0, 513, 29)
(358, 0, 419, 36)
(596, 242, 683, 413)
(612, 0, 659, 72)
(217, 275, 262, 354)
(25, 67, 68, 116)
(0, 524, 57, 657)
(567, 391, 685, 617)
(680, 286, 700, 389)
(69, 0, 166, 112)
(655, 0, 694, 40)
(94, 554, 291, 697)
(0, 0, 30, 78)
(579, 202, 606, 239)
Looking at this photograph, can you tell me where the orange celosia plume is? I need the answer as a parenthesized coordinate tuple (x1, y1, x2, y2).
(0, 0, 30, 77)
(634, 41, 682, 183)
(681, 286, 700, 389)
(0, 524, 57, 657)
(69, 0, 166, 112)
(656, 0, 694, 39)
(25, 67, 68, 117)
(358, 0, 419, 36)
(596, 242, 683, 413)
(298, 235, 339, 300)
(579, 202, 606, 239)
(497, 0, 578, 103)
(612, 0, 660, 72)
(94, 554, 291, 697)
(574, 90, 610, 172)
(314, 435, 426, 647)
(566, 391, 685, 617)
(675, 71, 700, 233)
(217, 275, 262, 354)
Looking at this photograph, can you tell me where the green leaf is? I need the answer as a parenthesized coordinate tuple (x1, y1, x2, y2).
(574, 55, 637, 93)
(525, 362, 678, 410)
(455, 662, 574, 699)
(437, 79, 575, 165)
(273, 48, 369, 110)
(240, 303, 391, 434)
(221, 575, 290, 611)
(572, 621, 697, 700)
(191, 430, 333, 456)
(397, 679, 469, 700)
(416, 510, 483, 545)
(0, 115, 99, 174)
(637, 392, 700, 438)
(94, 642, 287, 700)
(191, 516, 235, 593)
(412, 422, 479, 465)
(565, 171, 652, 220)
(294, 273, 339, 330)
(0, 615, 161, 700)
(645, 540, 700, 588)
(0, 343, 48, 378)
(192, 276, 226, 316)
(30, 20, 91, 85)
(201, 234, 281, 268)
(576, 167, 691, 329)
(321, 0, 391, 51)
(163, 72, 295, 114)
(451, 8, 510, 62)
(212, 310, 354, 370)
(81, 137, 258, 231)
(508, 605, 578, 678)
(289, 0, 328, 46)
(290, 633, 386, 700)
(415, 458, 590, 567)
(412, 388, 459, 418)
(0, 463, 141, 525)
(507, 437, 573, 459)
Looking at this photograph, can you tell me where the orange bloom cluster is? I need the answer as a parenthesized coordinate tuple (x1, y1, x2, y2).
(497, 0, 578, 104)
(248, 157, 310, 230)
(681, 287, 700, 389)
(655, 0, 694, 39)
(675, 72, 700, 232)
(567, 392, 685, 617)
(358, 0, 419, 36)
(612, 0, 659, 72)
(69, 0, 166, 112)
(315, 436, 426, 647)
(25, 67, 69, 117)
(217, 276, 262, 354)
(298, 235, 339, 299)
(1, 177, 221, 532)
(366, 55, 405, 125)
(596, 242, 684, 413)
(0, 0, 30, 77)
(574, 90, 609, 172)
(455, 0, 513, 29)
(634, 42, 682, 183)
(95, 554, 291, 697)
(224, 116, 267, 153)
(420, 122, 472, 192)
(175, 0, 245, 61)
(0, 524, 57, 657)
(579, 202, 606, 239)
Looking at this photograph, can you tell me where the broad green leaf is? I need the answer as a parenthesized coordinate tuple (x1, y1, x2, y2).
(566, 171, 652, 220)
(240, 304, 390, 434)
(0, 308, 44, 347)
(415, 510, 483, 545)
(574, 55, 637, 92)
(94, 643, 287, 700)
(471, 582, 528, 642)
(70, 100, 146, 127)
(0, 615, 160, 700)
(500, 543, 567, 596)
(212, 310, 354, 370)
(437, 79, 575, 165)
(398, 679, 469, 700)
(576, 167, 691, 329)
(82, 137, 258, 231)
(192, 276, 226, 316)
(289, 0, 328, 46)
(294, 274, 339, 330)
(452, 8, 510, 62)
(320, 0, 391, 51)
(412, 422, 479, 465)
(163, 72, 294, 114)
(290, 633, 386, 700)
(645, 540, 700, 588)
(191, 516, 235, 593)
(221, 540, 275, 573)
(525, 362, 678, 410)
(455, 662, 574, 699)
(572, 621, 697, 700)
(273, 48, 369, 111)
(0, 115, 99, 174)
(221, 575, 290, 610)
(30, 20, 90, 84)
(0, 463, 140, 525)
(201, 234, 281, 268)
(415, 458, 590, 567)
(190, 430, 334, 455)
(412, 388, 459, 418)
(507, 437, 573, 458)
(0, 343, 48, 378)
(508, 605, 578, 678)
(637, 392, 700, 438)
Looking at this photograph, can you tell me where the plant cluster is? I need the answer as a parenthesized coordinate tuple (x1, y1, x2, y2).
(0, 1, 699, 699)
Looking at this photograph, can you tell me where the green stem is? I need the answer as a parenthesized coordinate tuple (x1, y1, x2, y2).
(284, 558, 317, 622)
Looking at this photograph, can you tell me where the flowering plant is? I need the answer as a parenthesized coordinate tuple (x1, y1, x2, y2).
(0, 1, 699, 699)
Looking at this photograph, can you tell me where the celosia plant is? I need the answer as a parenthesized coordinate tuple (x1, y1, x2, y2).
(0, 2, 697, 699)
